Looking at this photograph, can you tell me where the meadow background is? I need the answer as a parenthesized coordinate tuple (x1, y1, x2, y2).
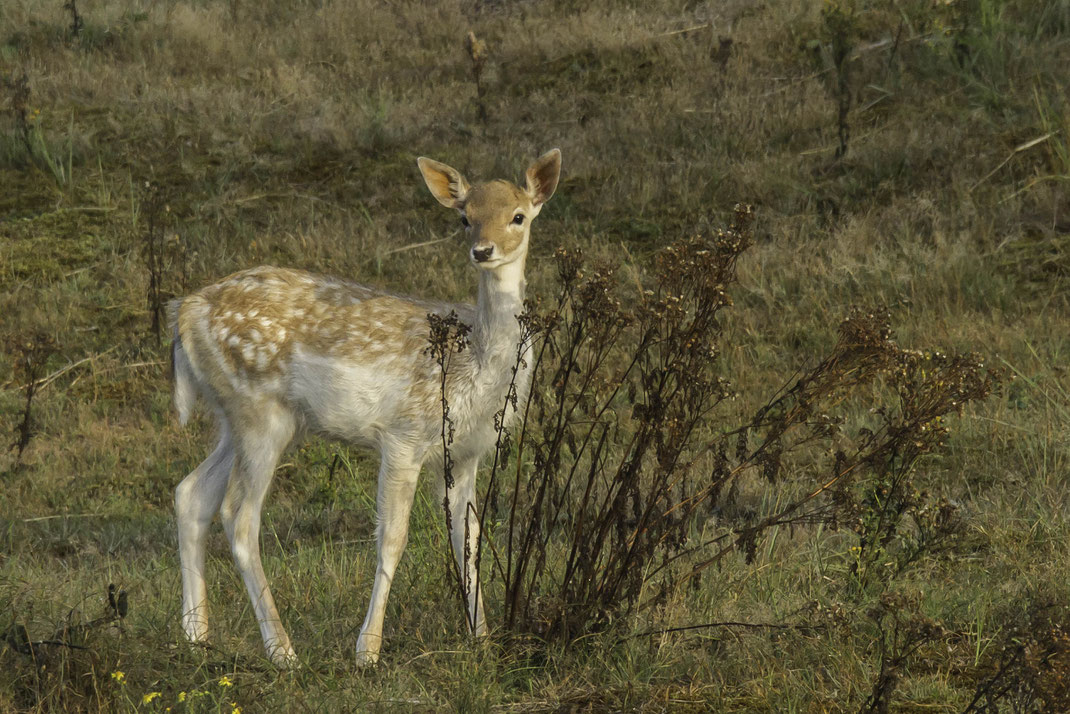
(1, 0, 1069, 710)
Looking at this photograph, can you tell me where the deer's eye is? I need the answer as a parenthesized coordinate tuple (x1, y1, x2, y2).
(461, 215, 470, 228)
(512, 214, 524, 225)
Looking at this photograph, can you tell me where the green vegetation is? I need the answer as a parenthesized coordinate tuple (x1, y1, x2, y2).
(2, 0, 1069, 710)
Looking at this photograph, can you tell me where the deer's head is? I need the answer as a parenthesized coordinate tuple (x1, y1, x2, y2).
(418, 149, 561, 272)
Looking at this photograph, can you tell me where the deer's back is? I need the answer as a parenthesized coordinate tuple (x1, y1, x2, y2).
(174, 266, 473, 449)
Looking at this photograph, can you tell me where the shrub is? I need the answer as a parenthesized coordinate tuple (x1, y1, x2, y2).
(433, 205, 1000, 642)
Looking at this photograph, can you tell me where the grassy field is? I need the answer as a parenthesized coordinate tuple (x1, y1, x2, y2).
(2, 0, 1070, 710)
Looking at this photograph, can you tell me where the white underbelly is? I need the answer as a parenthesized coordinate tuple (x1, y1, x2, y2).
(286, 349, 426, 447)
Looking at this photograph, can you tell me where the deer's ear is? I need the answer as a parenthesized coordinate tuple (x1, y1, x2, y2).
(525, 149, 561, 207)
(418, 157, 470, 209)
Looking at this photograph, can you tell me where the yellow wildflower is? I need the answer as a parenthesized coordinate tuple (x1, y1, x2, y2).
(219, 675, 233, 687)
(178, 691, 187, 702)
(142, 692, 161, 704)
(111, 671, 126, 684)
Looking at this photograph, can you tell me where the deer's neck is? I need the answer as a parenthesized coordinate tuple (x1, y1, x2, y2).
(472, 258, 526, 366)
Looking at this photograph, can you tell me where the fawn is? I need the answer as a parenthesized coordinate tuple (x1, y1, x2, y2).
(169, 149, 561, 665)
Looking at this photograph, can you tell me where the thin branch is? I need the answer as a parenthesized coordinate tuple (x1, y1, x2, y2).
(622, 620, 825, 642)
(22, 513, 103, 523)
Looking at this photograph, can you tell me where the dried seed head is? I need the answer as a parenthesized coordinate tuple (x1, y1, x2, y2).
(465, 31, 487, 67)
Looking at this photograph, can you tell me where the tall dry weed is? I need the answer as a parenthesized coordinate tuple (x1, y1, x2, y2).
(431, 206, 999, 643)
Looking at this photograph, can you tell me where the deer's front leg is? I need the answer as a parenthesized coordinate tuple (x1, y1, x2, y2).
(356, 451, 423, 666)
(446, 456, 487, 637)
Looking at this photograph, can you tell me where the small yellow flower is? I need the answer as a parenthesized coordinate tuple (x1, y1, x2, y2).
(177, 691, 186, 702)
(218, 675, 233, 688)
(142, 691, 161, 704)
(111, 671, 126, 684)
(231, 705, 242, 714)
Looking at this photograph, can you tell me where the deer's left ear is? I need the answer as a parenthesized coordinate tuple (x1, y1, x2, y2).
(525, 149, 561, 208)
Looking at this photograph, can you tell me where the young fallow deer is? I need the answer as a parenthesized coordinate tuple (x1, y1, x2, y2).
(169, 149, 561, 666)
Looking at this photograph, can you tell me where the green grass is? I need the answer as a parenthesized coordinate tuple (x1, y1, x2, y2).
(3, 0, 1070, 710)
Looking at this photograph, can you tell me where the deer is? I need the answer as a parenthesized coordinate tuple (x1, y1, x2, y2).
(168, 149, 561, 667)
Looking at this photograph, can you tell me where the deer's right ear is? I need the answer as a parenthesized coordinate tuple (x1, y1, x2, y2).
(418, 157, 470, 209)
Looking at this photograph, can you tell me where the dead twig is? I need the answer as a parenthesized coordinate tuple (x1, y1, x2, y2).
(621, 620, 825, 642)
(22, 513, 103, 523)
(970, 133, 1054, 192)
(382, 236, 451, 256)
(7, 347, 118, 393)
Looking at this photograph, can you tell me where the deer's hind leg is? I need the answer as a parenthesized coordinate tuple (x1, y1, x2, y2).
(219, 402, 297, 667)
(175, 418, 234, 645)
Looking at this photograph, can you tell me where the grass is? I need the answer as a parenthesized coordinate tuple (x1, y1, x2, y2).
(2, 0, 1070, 710)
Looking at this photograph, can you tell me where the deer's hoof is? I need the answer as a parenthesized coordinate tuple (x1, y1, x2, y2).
(268, 645, 298, 669)
(355, 648, 380, 668)
(355, 633, 381, 667)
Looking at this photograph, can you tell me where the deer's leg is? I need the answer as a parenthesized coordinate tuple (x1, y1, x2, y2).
(175, 422, 234, 645)
(356, 449, 423, 666)
(446, 456, 487, 637)
(219, 405, 296, 667)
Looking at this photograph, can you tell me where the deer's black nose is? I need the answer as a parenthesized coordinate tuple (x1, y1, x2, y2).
(472, 246, 494, 262)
